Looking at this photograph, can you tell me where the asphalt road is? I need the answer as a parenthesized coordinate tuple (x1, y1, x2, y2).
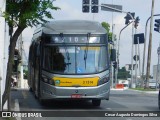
(10, 88, 160, 120)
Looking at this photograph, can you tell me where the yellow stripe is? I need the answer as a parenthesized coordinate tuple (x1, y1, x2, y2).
(80, 47, 100, 50)
(53, 77, 99, 87)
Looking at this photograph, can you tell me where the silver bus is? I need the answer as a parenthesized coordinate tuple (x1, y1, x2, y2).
(28, 20, 113, 106)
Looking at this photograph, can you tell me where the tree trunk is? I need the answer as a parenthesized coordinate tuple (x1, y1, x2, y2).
(2, 26, 25, 111)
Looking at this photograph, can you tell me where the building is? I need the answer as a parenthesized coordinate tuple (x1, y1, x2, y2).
(153, 65, 160, 83)
(153, 45, 160, 84)
(0, 0, 9, 110)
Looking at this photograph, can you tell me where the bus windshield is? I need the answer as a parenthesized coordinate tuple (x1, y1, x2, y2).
(43, 45, 108, 74)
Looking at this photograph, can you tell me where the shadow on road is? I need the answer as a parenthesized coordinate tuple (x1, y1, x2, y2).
(11, 89, 103, 110)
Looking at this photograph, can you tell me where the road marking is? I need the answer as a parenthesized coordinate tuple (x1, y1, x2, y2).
(14, 99, 21, 120)
(106, 108, 112, 110)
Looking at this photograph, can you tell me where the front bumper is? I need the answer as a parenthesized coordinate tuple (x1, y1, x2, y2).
(40, 81, 110, 100)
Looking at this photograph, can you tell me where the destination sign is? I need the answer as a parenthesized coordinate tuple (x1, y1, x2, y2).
(50, 37, 101, 43)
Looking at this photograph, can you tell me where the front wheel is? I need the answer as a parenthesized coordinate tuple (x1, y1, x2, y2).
(92, 99, 101, 106)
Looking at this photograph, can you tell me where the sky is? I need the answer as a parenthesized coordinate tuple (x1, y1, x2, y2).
(22, 0, 160, 75)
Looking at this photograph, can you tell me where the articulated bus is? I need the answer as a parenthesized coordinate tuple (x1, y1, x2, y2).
(28, 20, 114, 106)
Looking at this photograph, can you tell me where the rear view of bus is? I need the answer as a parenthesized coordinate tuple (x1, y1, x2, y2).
(28, 20, 111, 106)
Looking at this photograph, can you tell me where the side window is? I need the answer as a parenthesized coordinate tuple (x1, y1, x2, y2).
(29, 40, 40, 67)
(29, 43, 34, 67)
(43, 47, 51, 70)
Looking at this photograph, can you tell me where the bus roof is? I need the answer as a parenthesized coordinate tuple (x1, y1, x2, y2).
(36, 20, 107, 35)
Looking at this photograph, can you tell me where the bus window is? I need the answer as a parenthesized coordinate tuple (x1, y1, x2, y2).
(76, 46, 108, 74)
(43, 45, 108, 74)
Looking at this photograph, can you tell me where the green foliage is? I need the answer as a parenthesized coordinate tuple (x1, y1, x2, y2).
(130, 87, 157, 91)
(101, 22, 113, 41)
(4, 0, 60, 27)
(101, 22, 110, 33)
(118, 67, 131, 79)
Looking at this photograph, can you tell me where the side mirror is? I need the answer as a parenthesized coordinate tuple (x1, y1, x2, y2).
(111, 49, 116, 61)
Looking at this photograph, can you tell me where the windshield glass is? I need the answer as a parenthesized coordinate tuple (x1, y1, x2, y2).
(43, 45, 108, 74)
(76, 46, 108, 73)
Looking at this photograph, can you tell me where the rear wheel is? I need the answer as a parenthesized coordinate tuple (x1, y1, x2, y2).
(92, 99, 101, 106)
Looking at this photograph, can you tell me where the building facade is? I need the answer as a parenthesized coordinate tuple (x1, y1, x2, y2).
(153, 65, 160, 84)
(0, 0, 9, 110)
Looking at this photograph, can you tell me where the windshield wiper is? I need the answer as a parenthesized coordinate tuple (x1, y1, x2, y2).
(59, 33, 71, 71)
(84, 33, 90, 69)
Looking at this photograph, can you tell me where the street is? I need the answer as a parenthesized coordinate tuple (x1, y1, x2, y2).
(10, 88, 160, 120)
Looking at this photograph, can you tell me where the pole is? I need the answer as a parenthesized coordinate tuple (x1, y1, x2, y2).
(145, 0, 155, 89)
(92, 13, 95, 20)
(101, 4, 134, 19)
(156, 45, 160, 90)
(138, 37, 141, 83)
(131, 22, 135, 88)
(100, 4, 135, 87)
(111, 0, 114, 88)
(142, 14, 160, 88)
(135, 44, 138, 87)
(111, 24, 115, 88)
(116, 21, 133, 85)
(156, 55, 159, 90)
(135, 30, 138, 88)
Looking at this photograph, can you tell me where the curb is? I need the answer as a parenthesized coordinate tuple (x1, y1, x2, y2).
(144, 91, 159, 94)
(111, 88, 124, 91)
(128, 89, 159, 94)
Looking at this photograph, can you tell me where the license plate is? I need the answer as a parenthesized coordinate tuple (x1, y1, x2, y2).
(71, 94, 82, 98)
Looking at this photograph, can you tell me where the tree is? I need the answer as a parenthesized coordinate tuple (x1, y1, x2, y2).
(101, 22, 113, 41)
(2, 0, 60, 110)
(117, 67, 131, 80)
(101, 22, 110, 33)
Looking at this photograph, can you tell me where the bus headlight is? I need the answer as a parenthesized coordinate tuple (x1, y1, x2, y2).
(98, 77, 110, 86)
(42, 76, 55, 85)
(48, 79, 55, 85)
(42, 76, 48, 83)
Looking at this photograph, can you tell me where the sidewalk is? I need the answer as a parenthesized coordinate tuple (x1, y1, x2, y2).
(10, 88, 25, 110)
(128, 89, 159, 94)
(111, 87, 159, 94)
(10, 89, 23, 120)
(111, 88, 124, 91)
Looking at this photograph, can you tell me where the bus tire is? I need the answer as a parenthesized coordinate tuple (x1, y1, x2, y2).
(92, 99, 101, 106)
